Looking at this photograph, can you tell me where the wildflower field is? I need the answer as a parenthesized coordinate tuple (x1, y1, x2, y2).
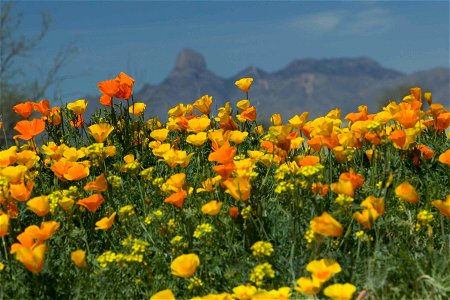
(1, 73, 450, 300)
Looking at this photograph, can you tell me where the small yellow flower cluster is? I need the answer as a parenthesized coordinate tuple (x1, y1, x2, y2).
(250, 241, 274, 257)
(139, 167, 153, 181)
(241, 206, 252, 220)
(355, 230, 373, 242)
(48, 186, 78, 213)
(153, 210, 163, 218)
(417, 210, 433, 224)
(84, 143, 115, 166)
(119, 204, 135, 219)
(366, 120, 383, 133)
(249, 262, 275, 286)
(193, 223, 213, 238)
(167, 218, 176, 232)
(0, 262, 4, 271)
(188, 276, 204, 290)
(297, 164, 324, 177)
(97, 250, 116, 268)
(303, 229, 321, 244)
(152, 177, 164, 188)
(274, 181, 294, 194)
(144, 216, 152, 224)
(107, 175, 122, 189)
(121, 235, 150, 255)
(335, 194, 354, 206)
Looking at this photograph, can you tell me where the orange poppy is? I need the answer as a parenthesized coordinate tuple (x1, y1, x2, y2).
(339, 169, 364, 189)
(164, 190, 187, 208)
(229, 207, 239, 219)
(235, 78, 253, 93)
(33, 100, 51, 116)
(13, 119, 46, 140)
(436, 112, 450, 131)
(239, 106, 257, 121)
(98, 79, 120, 96)
(84, 173, 108, 192)
(77, 194, 105, 212)
(310, 212, 343, 237)
(213, 163, 236, 179)
(0, 214, 9, 237)
(438, 149, 450, 166)
(10, 181, 34, 202)
(209, 141, 237, 164)
(395, 182, 419, 204)
(95, 212, 116, 230)
(15, 244, 47, 273)
(27, 196, 50, 217)
(13, 101, 35, 118)
(223, 177, 251, 201)
(298, 155, 320, 167)
(193, 95, 213, 115)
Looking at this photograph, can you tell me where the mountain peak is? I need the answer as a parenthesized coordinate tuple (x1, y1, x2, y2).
(175, 48, 207, 71)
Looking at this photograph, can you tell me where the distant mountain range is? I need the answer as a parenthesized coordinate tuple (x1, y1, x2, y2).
(114, 49, 450, 121)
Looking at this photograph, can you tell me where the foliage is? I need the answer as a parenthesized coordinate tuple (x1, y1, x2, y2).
(0, 75, 450, 300)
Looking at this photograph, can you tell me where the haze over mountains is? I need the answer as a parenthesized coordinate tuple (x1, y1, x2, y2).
(128, 49, 450, 120)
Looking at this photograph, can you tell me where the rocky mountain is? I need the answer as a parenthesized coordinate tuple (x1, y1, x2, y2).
(135, 48, 449, 120)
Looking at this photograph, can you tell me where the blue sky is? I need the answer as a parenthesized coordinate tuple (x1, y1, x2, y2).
(10, 0, 450, 100)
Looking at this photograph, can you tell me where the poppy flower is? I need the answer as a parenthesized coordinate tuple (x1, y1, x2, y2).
(0, 146, 18, 167)
(208, 141, 237, 164)
(150, 289, 175, 300)
(310, 212, 343, 237)
(1, 165, 27, 184)
(436, 112, 450, 131)
(339, 169, 364, 189)
(0, 214, 9, 237)
(70, 114, 84, 128)
(27, 196, 50, 217)
(171, 253, 200, 278)
(186, 132, 208, 146)
(213, 163, 236, 179)
(164, 190, 187, 208)
(162, 149, 193, 168)
(229, 130, 248, 144)
(67, 99, 88, 115)
(331, 179, 354, 197)
(128, 102, 146, 116)
(223, 177, 251, 201)
(95, 212, 116, 230)
(193, 94, 213, 115)
(229, 207, 239, 219)
(323, 283, 357, 300)
(33, 100, 51, 116)
(431, 195, 450, 218)
(150, 128, 169, 142)
(98, 79, 120, 97)
(13, 119, 46, 140)
(15, 244, 47, 273)
(71, 249, 87, 268)
(84, 173, 108, 192)
(13, 101, 35, 118)
(187, 116, 211, 132)
(395, 182, 419, 204)
(295, 277, 321, 296)
(306, 258, 341, 283)
(235, 78, 253, 93)
(88, 123, 114, 143)
(238, 106, 257, 122)
(77, 194, 105, 212)
(354, 208, 378, 229)
(438, 149, 450, 166)
(10, 181, 34, 202)
(201, 200, 222, 216)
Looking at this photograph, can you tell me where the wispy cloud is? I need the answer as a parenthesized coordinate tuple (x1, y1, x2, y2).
(289, 7, 394, 35)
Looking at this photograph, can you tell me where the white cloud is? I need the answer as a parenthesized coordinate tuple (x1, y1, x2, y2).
(289, 7, 394, 35)
(289, 10, 345, 33)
